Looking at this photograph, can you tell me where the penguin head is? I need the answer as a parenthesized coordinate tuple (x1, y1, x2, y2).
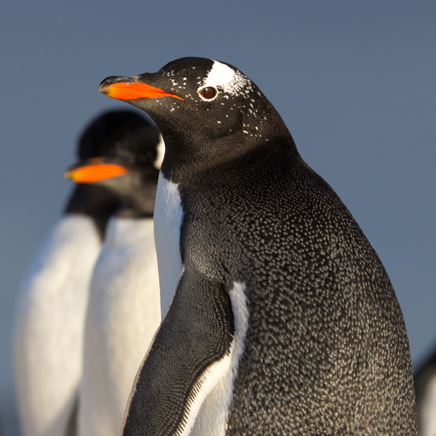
(99, 57, 291, 173)
(66, 123, 162, 216)
(64, 109, 152, 222)
(77, 109, 151, 161)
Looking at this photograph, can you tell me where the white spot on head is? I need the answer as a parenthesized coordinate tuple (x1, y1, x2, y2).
(198, 60, 253, 101)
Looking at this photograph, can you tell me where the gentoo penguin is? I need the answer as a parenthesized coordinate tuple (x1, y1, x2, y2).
(13, 110, 149, 436)
(66, 123, 163, 436)
(100, 57, 418, 435)
(414, 344, 436, 436)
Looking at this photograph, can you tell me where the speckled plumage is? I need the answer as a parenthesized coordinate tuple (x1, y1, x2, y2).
(101, 57, 417, 435)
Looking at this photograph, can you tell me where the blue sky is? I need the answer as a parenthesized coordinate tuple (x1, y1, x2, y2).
(1, 2, 435, 434)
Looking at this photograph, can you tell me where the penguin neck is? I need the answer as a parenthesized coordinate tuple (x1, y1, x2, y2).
(64, 184, 120, 240)
(97, 170, 158, 218)
(115, 196, 154, 219)
(154, 93, 298, 185)
(160, 127, 300, 187)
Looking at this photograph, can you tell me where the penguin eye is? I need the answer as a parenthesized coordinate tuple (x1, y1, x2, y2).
(198, 86, 217, 100)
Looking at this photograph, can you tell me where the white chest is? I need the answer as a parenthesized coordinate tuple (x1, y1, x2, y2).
(421, 374, 436, 436)
(90, 216, 160, 346)
(14, 214, 101, 436)
(154, 172, 184, 317)
(87, 216, 160, 343)
(81, 217, 161, 436)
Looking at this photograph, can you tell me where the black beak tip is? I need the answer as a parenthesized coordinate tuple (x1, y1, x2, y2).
(99, 76, 119, 93)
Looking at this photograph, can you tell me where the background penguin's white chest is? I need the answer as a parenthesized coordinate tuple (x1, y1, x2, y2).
(80, 217, 161, 436)
(13, 214, 101, 436)
(154, 172, 184, 317)
(420, 375, 436, 436)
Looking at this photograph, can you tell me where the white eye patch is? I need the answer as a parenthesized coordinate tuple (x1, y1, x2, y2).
(199, 60, 253, 99)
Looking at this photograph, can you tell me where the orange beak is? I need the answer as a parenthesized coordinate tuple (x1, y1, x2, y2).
(65, 157, 128, 183)
(99, 78, 184, 101)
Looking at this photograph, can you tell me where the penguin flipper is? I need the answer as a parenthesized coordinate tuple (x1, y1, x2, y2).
(121, 268, 235, 436)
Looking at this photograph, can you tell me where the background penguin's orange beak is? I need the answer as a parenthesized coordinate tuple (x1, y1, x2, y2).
(65, 158, 128, 183)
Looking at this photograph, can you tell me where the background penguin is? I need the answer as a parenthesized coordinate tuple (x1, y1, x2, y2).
(99, 57, 418, 435)
(414, 343, 436, 436)
(13, 109, 150, 436)
(66, 122, 163, 436)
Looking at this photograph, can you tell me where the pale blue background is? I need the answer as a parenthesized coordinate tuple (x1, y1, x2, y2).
(1, 2, 435, 435)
